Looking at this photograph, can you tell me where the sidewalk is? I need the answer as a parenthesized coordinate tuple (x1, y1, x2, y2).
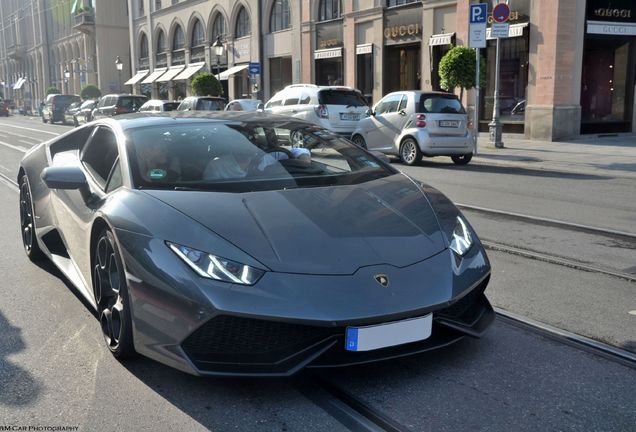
(472, 133, 636, 179)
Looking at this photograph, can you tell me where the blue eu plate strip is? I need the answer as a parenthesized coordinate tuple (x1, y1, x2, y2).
(345, 327, 359, 351)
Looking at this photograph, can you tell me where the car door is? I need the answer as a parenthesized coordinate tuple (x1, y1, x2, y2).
(365, 93, 406, 151)
(53, 126, 123, 287)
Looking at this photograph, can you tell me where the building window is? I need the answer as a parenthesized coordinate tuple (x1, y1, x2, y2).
(191, 19, 205, 47)
(172, 25, 185, 51)
(270, 0, 290, 32)
(269, 56, 292, 96)
(211, 13, 226, 41)
(318, 0, 341, 21)
(386, 0, 417, 7)
(154, 0, 161, 11)
(140, 33, 149, 59)
(138, 0, 144, 16)
(235, 6, 251, 38)
(156, 30, 166, 54)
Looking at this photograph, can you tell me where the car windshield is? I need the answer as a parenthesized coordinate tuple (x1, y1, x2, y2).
(196, 99, 225, 110)
(54, 95, 80, 105)
(119, 96, 147, 110)
(318, 90, 368, 107)
(163, 102, 180, 111)
(419, 95, 466, 114)
(126, 121, 396, 192)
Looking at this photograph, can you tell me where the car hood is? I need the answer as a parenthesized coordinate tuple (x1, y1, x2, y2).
(143, 174, 446, 274)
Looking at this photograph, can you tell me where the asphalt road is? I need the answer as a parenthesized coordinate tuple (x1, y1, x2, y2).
(0, 115, 634, 431)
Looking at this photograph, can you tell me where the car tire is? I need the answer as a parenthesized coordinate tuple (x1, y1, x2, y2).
(19, 175, 45, 261)
(351, 134, 367, 149)
(93, 228, 135, 359)
(399, 137, 422, 166)
(451, 154, 473, 165)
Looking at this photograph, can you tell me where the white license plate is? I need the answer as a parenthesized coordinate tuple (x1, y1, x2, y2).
(345, 314, 432, 352)
(439, 120, 459, 128)
(340, 112, 361, 121)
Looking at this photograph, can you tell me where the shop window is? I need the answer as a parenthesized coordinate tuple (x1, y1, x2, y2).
(270, 0, 291, 32)
(318, 0, 341, 22)
(387, 0, 418, 7)
(269, 57, 292, 96)
(356, 52, 373, 105)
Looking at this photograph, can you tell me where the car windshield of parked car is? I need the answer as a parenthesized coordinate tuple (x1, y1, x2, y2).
(318, 90, 368, 107)
(54, 95, 79, 105)
(119, 96, 146, 110)
(196, 99, 225, 111)
(419, 95, 466, 114)
(163, 102, 180, 111)
(126, 121, 396, 192)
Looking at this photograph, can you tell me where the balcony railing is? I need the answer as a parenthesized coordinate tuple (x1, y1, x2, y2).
(73, 11, 95, 33)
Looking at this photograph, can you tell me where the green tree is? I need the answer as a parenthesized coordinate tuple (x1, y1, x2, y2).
(191, 72, 223, 97)
(80, 84, 101, 100)
(0, 88, 3, 99)
(46, 86, 61, 96)
(438, 46, 486, 100)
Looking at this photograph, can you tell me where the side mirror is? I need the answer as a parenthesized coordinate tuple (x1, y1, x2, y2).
(370, 151, 391, 165)
(366, 108, 375, 117)
(41, 166, 87, 190)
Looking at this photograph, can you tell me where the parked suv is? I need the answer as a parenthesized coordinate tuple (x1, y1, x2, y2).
(351, 91, 473, 166)
(92, 94, 148, 120)
(264, 84, 369, 136)
(42, 94, 81, 124)
(176, 96, 226, 111)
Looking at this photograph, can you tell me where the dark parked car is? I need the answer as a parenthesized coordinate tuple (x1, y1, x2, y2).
(63, 102, 83, 126)
(17, 112, 493, 376)
(138, 99, 180, 112)
(42, 94, 81, 124)
(92, 94, 148, 120)
(176, 96, 226, 112)
(0, 100, 9, 117)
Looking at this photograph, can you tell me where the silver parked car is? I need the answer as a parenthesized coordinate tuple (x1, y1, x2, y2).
(264, 84, 369, 136)
(351, 91, 474, 166)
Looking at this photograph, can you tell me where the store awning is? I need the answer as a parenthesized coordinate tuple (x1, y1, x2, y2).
(141, 68, 167, 84)
(155, 65, 185, 83)
(487, 23, 528, 40)
(429, 32, 455, 46)
(124, 70, 149, 86)
(13, 78, 26, 90)
(174, 62, 206, 81)
(218, 64, 249, 81)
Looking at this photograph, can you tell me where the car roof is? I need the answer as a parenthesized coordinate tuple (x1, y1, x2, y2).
(106, 111, 317, 131)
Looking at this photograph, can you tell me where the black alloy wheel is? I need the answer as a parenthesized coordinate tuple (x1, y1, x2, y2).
(93, 229, 135, 358)
(451, 154, 473, 165)
(351, 134, 367, 149)
(19, 176, 44, 261)
(400, 137, 423, 166)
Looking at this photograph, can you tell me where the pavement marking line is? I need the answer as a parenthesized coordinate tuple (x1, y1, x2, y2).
(1, 123, 60, 136)
(0, 140, 28, 153)
(1, 129, 44, 141)
(19, 139, 37, 146)
(0, 171, 19, 192)
(629, 310, 636, 316)
(0, 164, 9, 172)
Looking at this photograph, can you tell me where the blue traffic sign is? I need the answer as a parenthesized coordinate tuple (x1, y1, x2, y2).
(470, 3, 488, 24)
(248, 62, 261, 75)
(492, 3, 511, 23)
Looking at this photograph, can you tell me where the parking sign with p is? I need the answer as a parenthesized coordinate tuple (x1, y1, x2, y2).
(470, 3, 487, 24)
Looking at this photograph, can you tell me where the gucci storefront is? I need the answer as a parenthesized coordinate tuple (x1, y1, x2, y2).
(383, 4, 423, 94)
(581, 0, 636, 134)
(315, 21, 344, 86)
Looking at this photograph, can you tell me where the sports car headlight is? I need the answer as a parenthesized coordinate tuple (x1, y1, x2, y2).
(167, 242, 265, 285)
(449, 216, 473, 256)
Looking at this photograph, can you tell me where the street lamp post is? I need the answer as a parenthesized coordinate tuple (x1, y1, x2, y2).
(115, 56, 123, 93)
(212, 36, 224, 80)
(64, 67, 70, 94)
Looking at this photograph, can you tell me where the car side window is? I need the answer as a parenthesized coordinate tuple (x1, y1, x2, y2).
(105, 158, 123, 193)
(398, 95, 408, 112)
(81, 127, 120, 189)
(283, 88, 301, 106)
(375, 94, 402, 115)
(299, 92, 311, 105)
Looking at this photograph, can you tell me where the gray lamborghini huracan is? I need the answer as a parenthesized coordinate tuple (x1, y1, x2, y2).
(18, 112, 493, 376)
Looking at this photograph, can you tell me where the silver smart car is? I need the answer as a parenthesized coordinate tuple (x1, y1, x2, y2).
(351, 91, 474, 166)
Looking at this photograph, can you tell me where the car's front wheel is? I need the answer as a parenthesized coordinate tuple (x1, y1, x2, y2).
(451, 154, 473, 165)
(19, 176, 44, 261)
(400, 137, 422, 166)
(351, 134, 367, 149)
(93, 228, 135, 359)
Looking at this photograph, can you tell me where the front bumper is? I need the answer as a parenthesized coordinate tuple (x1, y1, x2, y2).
(117, 230, 492, 376)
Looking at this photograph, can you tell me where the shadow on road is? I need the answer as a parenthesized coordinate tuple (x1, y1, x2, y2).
(0, 311, 42, 407)
(402, 159, 614, 180)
